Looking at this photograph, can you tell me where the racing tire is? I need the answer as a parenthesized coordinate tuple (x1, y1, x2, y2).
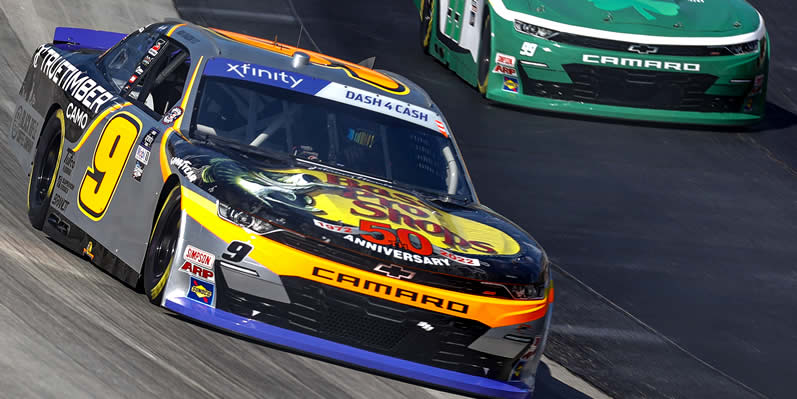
(27, 109, 65, 230)
(419, 0, 434, 54)
(143, 185, 182, 305)
(477, 11, 492, 96)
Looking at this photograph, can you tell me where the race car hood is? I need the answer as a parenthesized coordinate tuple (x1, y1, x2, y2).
(170, 140, 546, 284)
(502, 0, 761, 37)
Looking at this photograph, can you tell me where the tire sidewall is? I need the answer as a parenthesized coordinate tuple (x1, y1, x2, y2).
(143, 186, 182, 304)
(419, 0, 434, 54)
(28, 109, 65, 230)
(477, 11, 492, 95)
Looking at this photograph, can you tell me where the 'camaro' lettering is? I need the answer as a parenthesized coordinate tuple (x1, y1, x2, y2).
(311, 266, 469, 314)
(583, 54, 700, 72)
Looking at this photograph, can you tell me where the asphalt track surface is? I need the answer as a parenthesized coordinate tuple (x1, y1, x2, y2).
(0, 0, 794, 398)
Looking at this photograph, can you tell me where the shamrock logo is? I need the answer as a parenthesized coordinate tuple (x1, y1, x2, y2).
(588, 0, 680, 21)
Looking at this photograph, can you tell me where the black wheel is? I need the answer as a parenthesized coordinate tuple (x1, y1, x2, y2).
(27, 109, 65, 230)
(143, 185, 182, 304)
(477, 11, 492, 96)
(419, 0, 434, 54)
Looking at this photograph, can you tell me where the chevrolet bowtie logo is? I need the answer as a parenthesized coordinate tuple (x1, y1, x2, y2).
(374, 264, 416, 280)
(628, 44, 659, 54)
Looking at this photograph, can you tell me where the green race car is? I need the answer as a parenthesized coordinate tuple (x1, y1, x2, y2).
(414, 0, 769, 126)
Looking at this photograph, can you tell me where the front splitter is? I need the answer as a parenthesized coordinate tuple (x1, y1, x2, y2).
(165, 298, 533, 399)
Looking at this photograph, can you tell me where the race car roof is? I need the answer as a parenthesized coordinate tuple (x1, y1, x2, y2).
(161, 22, 439, 114)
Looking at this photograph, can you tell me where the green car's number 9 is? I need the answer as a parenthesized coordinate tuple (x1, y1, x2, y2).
(78, 112, 141, 221)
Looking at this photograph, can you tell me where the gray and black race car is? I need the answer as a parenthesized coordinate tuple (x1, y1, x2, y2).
(5, 21, 553, 399)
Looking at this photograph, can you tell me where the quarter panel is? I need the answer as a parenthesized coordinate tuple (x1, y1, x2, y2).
(56, 103, 166, 274)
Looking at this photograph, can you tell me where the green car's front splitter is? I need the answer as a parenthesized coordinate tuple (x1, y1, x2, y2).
(487, 88, 763, 126)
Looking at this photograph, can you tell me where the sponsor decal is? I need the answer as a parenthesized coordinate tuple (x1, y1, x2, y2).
(10, 104, 41, 152)
(374, 264, 415, 280)
(179, 261, 215, 282)
(170, 157, 198, 182)
(248, 170, 517, 256)
(502, 76, 519, 93)
(65, 103, 88, 129)
(753, 74, 765, 95)
(211, 162, 518, 258)
(437, 248, 479, 266)
(82, 241, 95, 261)
(312, 266, 469, 314)
(162, 105, 183, 125)
(314, 219, 356, 234)
(205, 59, 440, 132)
(582, 54, 700, 72)
(743, 96, 754, 112)
(148, 39, 165, 57)
(135, 66, 144, 75)
(342, 233, 450, 266)
(417, 321, 434, 331)
(52, 192, 70, 211)
(141, 55, 153, 66)
(140, 128, 161, 149)
(315, 218, 479, 266)
(184, 245, 215, 268)
(56, 175, 75, 194)
(495, 53, 516, 67)
(492, 64, 517, 77)
(32, 46, 116, 114)
(132, 128, 160, 182)
(135, 146, 151, 165)
(520, 42, 538, 57)
(62, 151, 75, 176)
(343, 89, 430, 123)
(132, 162, 145, 181)
(187, 277, 215, 304)
(203, 57, 329, 94)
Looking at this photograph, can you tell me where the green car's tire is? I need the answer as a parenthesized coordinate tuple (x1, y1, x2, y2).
(419, 0, 434, 54)
(477, 11, 491, 96)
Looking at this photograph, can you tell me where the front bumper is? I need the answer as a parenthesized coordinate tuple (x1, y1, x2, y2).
(160, 187, 552, 399)
(488, 13, 769, 126)
(166, 298, 534, 399)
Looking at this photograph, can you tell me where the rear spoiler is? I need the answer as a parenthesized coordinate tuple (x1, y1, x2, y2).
(53, 27, 126, 51)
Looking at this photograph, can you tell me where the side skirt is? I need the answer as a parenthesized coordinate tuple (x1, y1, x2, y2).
(43, 209, 140, 287)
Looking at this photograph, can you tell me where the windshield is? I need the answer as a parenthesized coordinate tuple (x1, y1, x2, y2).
(191, 76, 472, 200)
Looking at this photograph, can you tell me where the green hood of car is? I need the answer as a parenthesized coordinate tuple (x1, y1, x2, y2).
(501, 0, 761, 37)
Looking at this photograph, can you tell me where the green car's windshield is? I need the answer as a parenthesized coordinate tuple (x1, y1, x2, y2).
(191, 76, 472, 201)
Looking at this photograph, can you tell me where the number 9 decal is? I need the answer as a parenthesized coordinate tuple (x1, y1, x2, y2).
(78, 112, 141, 221)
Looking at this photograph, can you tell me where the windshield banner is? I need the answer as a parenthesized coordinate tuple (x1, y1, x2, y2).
(204, 57, 445, 134)
(204, 57, 331, 95)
